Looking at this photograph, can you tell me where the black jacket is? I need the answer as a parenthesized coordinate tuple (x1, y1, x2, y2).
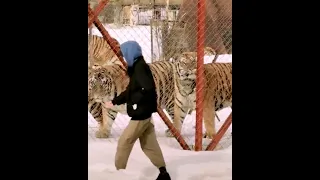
(111, 56, 158, 120)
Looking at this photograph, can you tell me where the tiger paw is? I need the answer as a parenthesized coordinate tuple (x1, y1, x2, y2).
(203, 132, 216, 139)
(95, 131, 110, 138)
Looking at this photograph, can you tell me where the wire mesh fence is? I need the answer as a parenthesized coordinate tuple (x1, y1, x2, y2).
(88, 0, 232, 151)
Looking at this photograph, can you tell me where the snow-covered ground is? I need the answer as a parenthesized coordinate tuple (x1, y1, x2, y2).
(89, 143, 232, 180)
(88, 108, 232, 180)
(88, 25, 232, 180)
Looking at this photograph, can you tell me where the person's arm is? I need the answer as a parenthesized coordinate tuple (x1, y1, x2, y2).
(111, 86, 128, 105)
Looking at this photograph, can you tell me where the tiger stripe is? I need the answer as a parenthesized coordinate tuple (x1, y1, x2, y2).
(88, 34, 122, 68)
(173, 51, 232, 139)
(88, 61, 175, 138)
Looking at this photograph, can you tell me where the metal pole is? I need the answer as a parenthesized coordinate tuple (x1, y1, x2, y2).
(195, 0, 205, 151)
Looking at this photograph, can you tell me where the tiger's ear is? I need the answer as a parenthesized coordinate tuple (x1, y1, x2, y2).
(204, 47, 216, 56)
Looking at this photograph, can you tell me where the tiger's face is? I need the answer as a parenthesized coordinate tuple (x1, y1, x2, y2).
(175, 52, 197, 86)
(174, 47, 216, 83)
(88, 67, 115, 103)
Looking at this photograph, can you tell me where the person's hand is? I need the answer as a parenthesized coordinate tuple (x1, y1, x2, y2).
(105, 101, 114, 108)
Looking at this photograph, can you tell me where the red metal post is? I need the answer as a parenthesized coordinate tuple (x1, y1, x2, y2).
(88, 6, 127, 67)
(195, 0, 205, 151)
(88, 4, 190, 150)
(157, 108, 191, 150)
(205, 113, 232, 151)
(88, 0, 109, 28)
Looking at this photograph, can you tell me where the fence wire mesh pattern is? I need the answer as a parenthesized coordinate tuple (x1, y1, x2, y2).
(88, 0, 232, 151)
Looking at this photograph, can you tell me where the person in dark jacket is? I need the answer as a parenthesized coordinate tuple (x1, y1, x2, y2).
(105, 41, 171, 180)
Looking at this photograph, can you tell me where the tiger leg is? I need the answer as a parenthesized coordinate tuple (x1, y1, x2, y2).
(95, 106, 117, 138)
(89, 101, 105, 137)
(164, 103, 175, 137)
(166, 97, 188, 137)
(90, 109, 106, 138)
(89, 101, 102, 124)
(203, 105, 216, 139)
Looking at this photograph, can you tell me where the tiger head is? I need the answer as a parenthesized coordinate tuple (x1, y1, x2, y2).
(88, 67, 115, 103)
(174, 47, 216, 81)
(175, 52, 197, 86)
(174, 47, 216, 88)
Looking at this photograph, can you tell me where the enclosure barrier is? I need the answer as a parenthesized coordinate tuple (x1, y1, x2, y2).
(88, 0, 109, 28)
(88, 2, 191, 150)
(206, 113, 232, 151)
(195, 0, 205, 151)
(88, 0, 232, 151)
(88, 4, 126, 67)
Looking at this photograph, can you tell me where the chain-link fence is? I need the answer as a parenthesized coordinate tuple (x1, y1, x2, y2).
(88, 0, 232, 151)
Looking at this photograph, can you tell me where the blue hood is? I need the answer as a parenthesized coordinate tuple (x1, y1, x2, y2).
(120, 41, 142, 67)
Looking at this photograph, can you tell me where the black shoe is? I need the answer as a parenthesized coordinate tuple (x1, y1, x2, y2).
(156, 171, 171, 180)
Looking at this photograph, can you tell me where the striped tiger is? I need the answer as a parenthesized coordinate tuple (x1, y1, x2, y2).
(88, 34, 122, 68)
(88, 61, 175, 138)
(172, 51, 232, 139)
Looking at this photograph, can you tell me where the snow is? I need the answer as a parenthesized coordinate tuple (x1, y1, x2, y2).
(88, 25, 232, 180)
(89, 142, 232, 180)
(88, 108, 232, 180)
